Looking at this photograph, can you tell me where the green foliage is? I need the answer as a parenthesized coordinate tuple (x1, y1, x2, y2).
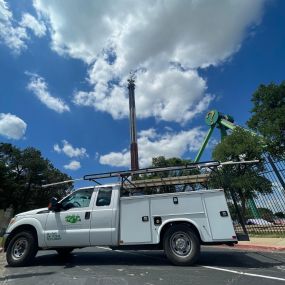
(257, 207, 274, 222)
(275, 212, 285, 218)
(131, 156, 200, 195)
(210, 128, 272, 217)
(152, 156, 199, 177)
(0, 143, 72, 213)
(227, 203, 252, 221)
(247, 82, 285, 158)
(212, 127, 264, 162)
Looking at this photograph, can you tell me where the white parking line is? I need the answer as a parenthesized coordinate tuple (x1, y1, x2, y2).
(203, 266, 285, 282)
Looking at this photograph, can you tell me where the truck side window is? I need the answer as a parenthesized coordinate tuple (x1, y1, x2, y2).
(96, 187, 112, 206)
(61, 188, 93, 210)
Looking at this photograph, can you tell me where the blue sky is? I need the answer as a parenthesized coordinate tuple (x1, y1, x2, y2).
(0, 0, 284, 187)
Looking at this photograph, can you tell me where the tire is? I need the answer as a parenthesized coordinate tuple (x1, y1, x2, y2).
(163, 224, 200, 266)
(56, 248, 74, 256)
(6, 231, 38, 267)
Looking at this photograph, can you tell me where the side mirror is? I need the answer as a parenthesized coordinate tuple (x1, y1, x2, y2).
(48, 197, 61, 212)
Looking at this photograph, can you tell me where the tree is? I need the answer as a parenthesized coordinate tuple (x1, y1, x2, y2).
(210, 128, 272, 218)
(275, 212, 285, 219)
(247, 82, 285, 158)
(257, 207, 274, 222)
(227, 203, 252, 221)
(0, 143, 72, 213)
(131, 156, 201, 195)
(152, 156, 199, 177)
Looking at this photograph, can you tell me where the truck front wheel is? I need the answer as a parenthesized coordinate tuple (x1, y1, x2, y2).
(163, 224, 200, 266)
(6, 231, 38, 267)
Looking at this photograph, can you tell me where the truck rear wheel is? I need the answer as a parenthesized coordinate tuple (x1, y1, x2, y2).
(6, 231, 38, 267)
(163, 224, 200, 266)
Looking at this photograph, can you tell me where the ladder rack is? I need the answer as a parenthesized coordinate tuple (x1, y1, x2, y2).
(41, 160, 259, 188)
(123, 174, 210, 189)
(83, 160, 220, 182)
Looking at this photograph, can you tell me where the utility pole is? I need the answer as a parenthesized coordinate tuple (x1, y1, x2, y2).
(128, 73, 139, 171)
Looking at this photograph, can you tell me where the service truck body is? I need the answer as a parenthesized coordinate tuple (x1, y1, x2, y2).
(3, 184, 237, 266)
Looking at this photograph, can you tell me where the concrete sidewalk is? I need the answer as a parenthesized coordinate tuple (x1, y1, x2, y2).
(233, 237, 285, 251)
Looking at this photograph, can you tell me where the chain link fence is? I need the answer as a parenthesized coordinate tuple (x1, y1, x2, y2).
(227, 157, 285, 238)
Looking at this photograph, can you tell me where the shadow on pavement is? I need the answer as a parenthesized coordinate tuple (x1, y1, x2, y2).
(198, 249, 285, 269)
(31, 250, 171, 268)
(0, 271, 55, 281)
(4, 248, 283, 270)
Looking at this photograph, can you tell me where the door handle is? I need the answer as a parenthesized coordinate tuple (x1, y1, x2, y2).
(85, 211, 91, 220)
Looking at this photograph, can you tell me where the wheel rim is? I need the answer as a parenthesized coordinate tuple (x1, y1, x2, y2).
(170, 231, 192, 257)
(11, 238, 28, 260)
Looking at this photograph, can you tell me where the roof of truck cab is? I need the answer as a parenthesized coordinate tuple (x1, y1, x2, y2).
(74, 184, 119, 191)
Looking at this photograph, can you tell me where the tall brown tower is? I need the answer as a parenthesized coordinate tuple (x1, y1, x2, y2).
(128, 74, 139, 171)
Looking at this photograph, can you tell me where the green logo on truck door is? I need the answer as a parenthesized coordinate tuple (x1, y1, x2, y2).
(65, 214, 81, 224)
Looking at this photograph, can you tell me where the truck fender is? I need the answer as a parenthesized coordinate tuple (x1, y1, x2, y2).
(157, 218, 204, 243)
(6, 218, 46, 248)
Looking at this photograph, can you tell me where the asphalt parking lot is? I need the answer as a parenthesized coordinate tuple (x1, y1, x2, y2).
(0, 246, 285, 285)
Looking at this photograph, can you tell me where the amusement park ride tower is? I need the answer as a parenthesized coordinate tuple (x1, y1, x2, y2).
(128, 74, 139, 171)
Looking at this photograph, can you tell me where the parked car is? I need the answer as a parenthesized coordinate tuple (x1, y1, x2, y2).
(246, 218, 273, 225)
(273, 218, 285, 225)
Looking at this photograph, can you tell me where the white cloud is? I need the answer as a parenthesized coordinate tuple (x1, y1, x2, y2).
(64, 160, 81, 170)
(99, 127, 206, 168)
(74, 67, 212, 123)
(20, 13, 46, 37)
(33, 0, 265, 123)
(0, 0, 28, 53)
(0, 113, 27, 139)
(26, 73, 70, 113)
(54, 140, 88, 158)
(53, 144, 61, 153)
(100, 151, 130, 169)
(32, 0, 265, 66)
(0, 1, 47, 53)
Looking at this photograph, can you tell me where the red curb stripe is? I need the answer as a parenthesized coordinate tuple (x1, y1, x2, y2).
(234, 244, 285, 251)
(213, 244, 285, 252)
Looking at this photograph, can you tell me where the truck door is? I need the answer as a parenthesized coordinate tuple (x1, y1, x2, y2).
(90, 187, 114, 246)
(45, 188, 94, 247)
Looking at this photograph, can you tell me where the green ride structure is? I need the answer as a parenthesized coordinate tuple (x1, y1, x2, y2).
(194, 110, 236, 163)
(194, 110, 260, 219)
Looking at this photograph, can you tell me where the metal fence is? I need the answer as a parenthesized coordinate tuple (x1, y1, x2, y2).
(228, 156, 285, 238)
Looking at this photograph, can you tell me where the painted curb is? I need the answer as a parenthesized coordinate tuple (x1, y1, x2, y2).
(215, 244, 285, 252)
(234, 244, 285, 252)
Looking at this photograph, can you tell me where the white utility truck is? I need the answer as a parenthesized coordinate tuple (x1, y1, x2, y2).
(2, 161, 239, 267)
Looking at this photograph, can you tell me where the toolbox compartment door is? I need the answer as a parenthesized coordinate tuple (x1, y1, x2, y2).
(120, 198, 152, 244)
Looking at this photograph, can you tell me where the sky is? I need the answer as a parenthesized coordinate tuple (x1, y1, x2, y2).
(0, 0, 285, 188)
